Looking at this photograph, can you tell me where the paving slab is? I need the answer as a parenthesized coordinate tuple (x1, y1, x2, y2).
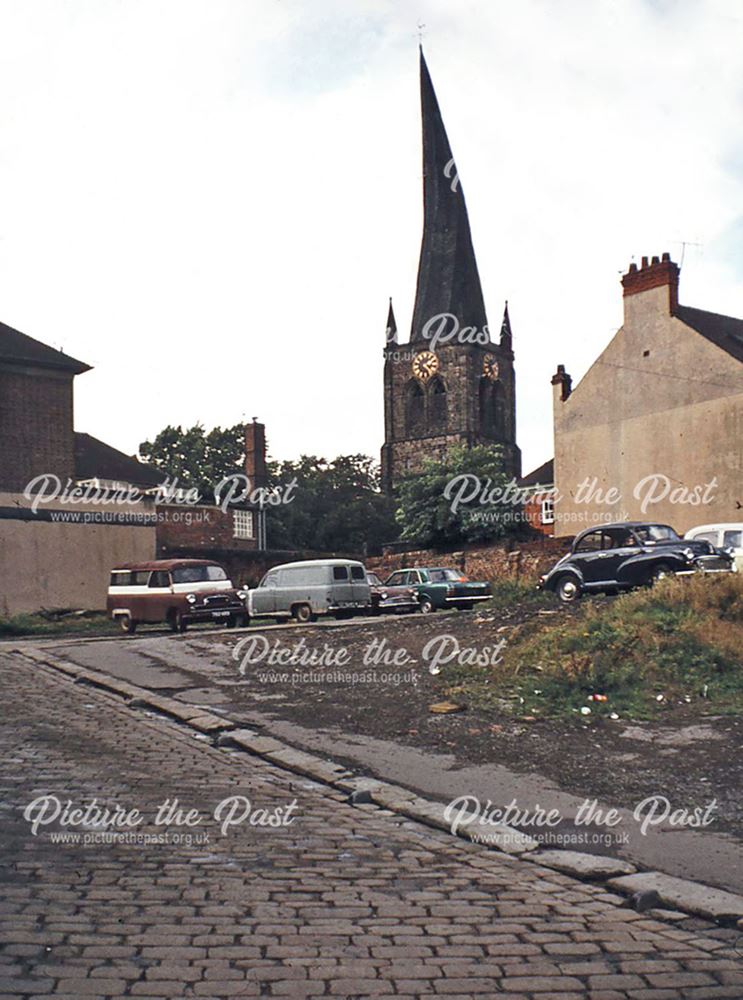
(608, 872, 743, 922)
(526, 849, 637, 879)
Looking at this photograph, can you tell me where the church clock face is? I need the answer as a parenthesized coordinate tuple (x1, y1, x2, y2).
(412, 350, 439, 383)
(483, 353, 500, 381)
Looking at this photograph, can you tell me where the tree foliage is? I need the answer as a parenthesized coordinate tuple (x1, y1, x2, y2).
(394, 444, 527, 547)
(139, 424, 244, 498)
(139, 425, 397, 554)
(267, 454, 397, 553)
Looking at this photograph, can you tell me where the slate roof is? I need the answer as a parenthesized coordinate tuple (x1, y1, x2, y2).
(0, 319, 91, 374)
(410, 49, 490, 344)
(74, 433, 168, 489)
(518, 459, 554, 489)
(675, 305, 743, 365)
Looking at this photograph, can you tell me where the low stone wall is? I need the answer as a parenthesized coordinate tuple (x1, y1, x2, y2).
(366, 536, 572, 584)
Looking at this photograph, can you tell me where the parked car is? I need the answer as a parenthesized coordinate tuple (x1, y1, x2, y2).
(684, 523, 743, 573)
(107, 559, 248, 634)
(366, 572, 419, 614)
(246, 559, 371, 623)
(384, 567, 492, 614)
(539, 522, 735, 602)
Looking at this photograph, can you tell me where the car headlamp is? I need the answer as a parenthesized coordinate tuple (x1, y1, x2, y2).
(186, 593, 197, 604)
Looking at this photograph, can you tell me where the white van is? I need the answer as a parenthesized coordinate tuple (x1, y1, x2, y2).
(684, 523, 743, 573)
(246, 559, 371, 623)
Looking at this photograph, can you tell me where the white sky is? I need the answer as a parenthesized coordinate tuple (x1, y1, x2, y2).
(1, 0, 742, 476)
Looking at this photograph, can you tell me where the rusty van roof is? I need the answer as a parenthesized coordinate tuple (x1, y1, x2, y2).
(110, 559, 223, 572)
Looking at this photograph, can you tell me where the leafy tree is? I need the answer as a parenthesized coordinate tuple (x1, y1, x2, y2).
(139, 424, 244, 498)
(394, 444, 529, 547)
(267, 454, 397, 553)
(139, 425, 398, 553)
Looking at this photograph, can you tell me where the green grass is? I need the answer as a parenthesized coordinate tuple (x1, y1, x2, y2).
(484, 579, 555, 611)
(446, 574, 743, 721)
(0, 611, 117, 638)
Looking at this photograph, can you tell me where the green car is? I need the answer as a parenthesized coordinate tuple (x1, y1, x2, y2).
(383, 567, 492, 614)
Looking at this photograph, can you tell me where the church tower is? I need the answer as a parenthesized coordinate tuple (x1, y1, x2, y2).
(381, 49, 520, 493)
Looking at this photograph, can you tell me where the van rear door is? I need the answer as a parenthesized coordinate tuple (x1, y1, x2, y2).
(350, 563, 371, 609)
(331, 565, 353, 608)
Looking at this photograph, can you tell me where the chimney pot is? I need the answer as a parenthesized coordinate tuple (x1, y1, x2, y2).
(641, 256, 649, 268)
(628, 262, 637, 273)
(661, 251, 670, 262)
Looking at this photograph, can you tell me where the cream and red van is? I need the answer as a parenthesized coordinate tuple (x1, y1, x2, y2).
(107, 559, 248, 634)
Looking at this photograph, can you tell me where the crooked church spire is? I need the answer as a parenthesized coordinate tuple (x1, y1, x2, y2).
(381, 48, 521, 494)
(410, 48, 490, 343)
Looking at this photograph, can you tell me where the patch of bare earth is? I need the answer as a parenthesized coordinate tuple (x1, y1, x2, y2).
(207, 603, 742, 837)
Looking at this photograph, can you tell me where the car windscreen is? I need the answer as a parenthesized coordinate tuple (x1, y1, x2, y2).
(172, 565, 228, 584)
(633, 525, 680, 543)
(367, 574, 381, 586)
(428, 569, 465, 582)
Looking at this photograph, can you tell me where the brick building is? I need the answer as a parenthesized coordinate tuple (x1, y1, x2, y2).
(156, 421, 268, 557)
(381, 49, 520, 492)
(0, 319, 91, 491)
(0, 318, 269, 613)
(518, 459, 556, 537)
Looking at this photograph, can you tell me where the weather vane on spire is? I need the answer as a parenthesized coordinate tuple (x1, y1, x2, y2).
(417, 21, 426, 44)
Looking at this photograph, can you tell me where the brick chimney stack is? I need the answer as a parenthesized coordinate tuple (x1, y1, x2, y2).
(551, 364, 572, 403)
(245, 419, 267, 488)
(621, 252, 679, 315)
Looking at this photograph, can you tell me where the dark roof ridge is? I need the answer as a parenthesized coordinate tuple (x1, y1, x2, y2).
(0, 319, 91, 374)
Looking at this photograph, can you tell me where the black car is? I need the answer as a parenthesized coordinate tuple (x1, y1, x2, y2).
(539, 522, 734, 602)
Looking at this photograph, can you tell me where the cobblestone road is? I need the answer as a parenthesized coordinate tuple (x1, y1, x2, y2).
(1, 655, 741, 999)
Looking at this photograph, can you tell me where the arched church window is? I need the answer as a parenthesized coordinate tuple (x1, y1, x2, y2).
(479, 378, 505, 436)
(479, 378, 495, 434)
(405, 380, 425, 434)
(429, 377, 447, 430)
(494, 382, 505, 435)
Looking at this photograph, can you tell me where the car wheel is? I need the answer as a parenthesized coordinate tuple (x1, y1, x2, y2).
(292, 603, 312, 624)
(174, 611, 188, 633)
(119, 614, 137, 634)
(167, 610, 179, 633)
(419, 596, 435, 614)
(650, 563, 673, 585)
(556, 575, 582, 603)
(226, 615, 237, 628)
